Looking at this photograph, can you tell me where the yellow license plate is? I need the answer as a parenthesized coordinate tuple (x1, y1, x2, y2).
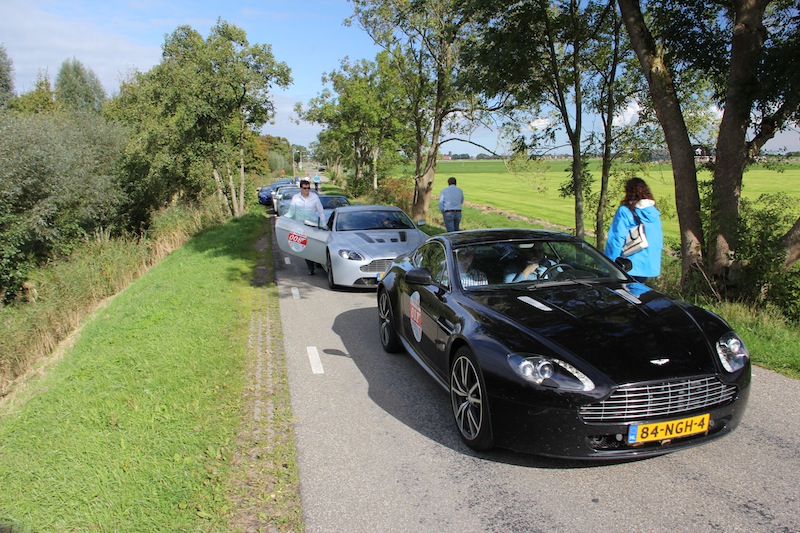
(627, 413, 710, 443)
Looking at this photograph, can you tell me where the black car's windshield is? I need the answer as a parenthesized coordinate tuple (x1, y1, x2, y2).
(336, 210, 416, 231)
(454, 239, 627, 289)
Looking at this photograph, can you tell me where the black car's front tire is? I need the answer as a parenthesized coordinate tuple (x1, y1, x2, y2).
(450, 347, 494, 451)
(378, 289, 402, 353)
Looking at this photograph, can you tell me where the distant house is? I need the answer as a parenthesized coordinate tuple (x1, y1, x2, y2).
(693, 144, 714, 163)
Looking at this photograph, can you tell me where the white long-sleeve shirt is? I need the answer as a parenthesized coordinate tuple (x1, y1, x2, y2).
(284, 192, 326, 225)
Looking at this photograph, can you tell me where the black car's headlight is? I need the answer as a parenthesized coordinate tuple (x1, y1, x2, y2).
(716, 332, 749, 372)
(507, 354, 595, 392)
(338, 249, 364, 261)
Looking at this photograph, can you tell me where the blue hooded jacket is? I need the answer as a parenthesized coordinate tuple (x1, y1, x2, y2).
(604, 199, 663, 278)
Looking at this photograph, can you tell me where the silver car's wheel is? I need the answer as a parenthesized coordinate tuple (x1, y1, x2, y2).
(450, 348, 493, 450)
(378, 289, 401, 353)
(326, 251, 338, 290)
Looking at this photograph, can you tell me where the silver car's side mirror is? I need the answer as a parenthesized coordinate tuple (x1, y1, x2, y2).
(304, 219, 328, 230)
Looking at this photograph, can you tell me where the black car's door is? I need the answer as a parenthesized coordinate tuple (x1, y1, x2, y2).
(401, 242, 455, 378)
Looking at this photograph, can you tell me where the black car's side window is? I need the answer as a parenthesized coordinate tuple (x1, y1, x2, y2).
(417, 242, 449, 289)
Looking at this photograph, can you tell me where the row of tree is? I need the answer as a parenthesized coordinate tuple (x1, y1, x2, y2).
(297, 0, 799, 297)
(0, 22, 294, 304)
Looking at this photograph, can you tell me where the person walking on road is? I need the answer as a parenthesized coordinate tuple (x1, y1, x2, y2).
(604, 177, 664, 284)
(438, 176, 464, 232)
(313, 174, 321, 192)
(283, 179, 326, 275)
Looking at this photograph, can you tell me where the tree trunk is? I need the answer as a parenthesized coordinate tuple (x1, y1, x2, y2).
(597, 122, 613, 249)
(595, 13, 622, 250)
(781, 217, 800, 272)
(239, 122, 246, 216)
(618, 0, 705, 286)
(227, 163, 239, 217)
(211, 167, 225, 203)
(571, 139, 585, 239)
(710, 0, 769, 280)
(412, 149, 437, 222)
(411, 59, 447, 222)
(239, 144, 246, 216)
(372, 147, 379, 191)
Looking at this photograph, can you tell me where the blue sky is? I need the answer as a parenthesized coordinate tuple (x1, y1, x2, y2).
(1, 0, 798, 155)
(0, 0, 391, 152)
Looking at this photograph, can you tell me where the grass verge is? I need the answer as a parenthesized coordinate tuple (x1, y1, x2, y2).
(0, 211, 301, 531)
(0, 200, 228, 397)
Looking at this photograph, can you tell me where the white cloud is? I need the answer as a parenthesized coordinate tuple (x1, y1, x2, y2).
(613, 102, 640, 127)
(1, 1, 162, 94)
(528, 118, 552, 131)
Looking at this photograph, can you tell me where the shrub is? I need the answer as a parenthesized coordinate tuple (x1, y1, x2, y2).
(0, 110, 127, 303)
(370, 174, 415, 213)
(733, 193, 800, 321)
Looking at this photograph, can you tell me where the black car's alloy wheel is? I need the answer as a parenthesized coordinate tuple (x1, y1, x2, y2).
(378, 290, 401, 353)
(450, 348, 493, 450)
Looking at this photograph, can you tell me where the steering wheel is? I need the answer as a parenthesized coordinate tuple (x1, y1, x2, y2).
(541, 263, 574, 280)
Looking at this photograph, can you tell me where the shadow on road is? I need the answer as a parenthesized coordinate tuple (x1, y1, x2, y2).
(330, 306, 636, 470)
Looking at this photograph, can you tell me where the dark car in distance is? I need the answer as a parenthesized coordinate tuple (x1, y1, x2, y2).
(258, 178, 295, 206)
(377, 229, 751, 459)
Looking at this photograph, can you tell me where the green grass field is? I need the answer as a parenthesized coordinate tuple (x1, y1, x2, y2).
(415, 159, 800, 244)
(0, 212, 301, 531)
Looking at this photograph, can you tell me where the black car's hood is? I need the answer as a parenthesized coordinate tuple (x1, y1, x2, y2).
(471, 283, 723, 384)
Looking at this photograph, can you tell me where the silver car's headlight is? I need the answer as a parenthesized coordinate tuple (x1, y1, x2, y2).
(338, 249, 364, 261)
(507, 354, 595, 391)
(716, 332, 749, 372)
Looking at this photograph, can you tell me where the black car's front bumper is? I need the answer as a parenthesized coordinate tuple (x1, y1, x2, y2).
(488, 382, 750, 459)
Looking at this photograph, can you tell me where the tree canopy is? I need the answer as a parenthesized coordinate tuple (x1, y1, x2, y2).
(106, 19, 291, 222)
(0, 44, 13, 107)
(55, 58, 106, 112)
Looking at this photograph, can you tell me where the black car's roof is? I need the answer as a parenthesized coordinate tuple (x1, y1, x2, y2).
(436, 228, 576, 246)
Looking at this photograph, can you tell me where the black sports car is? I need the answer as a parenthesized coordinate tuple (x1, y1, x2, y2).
(377, 229, 751, 459)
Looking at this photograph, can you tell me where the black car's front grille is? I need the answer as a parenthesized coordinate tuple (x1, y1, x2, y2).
(580, 376, 738, 423)
(360, 259, 393, 273)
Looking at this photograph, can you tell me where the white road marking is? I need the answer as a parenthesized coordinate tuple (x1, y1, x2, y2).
(307, 346, 324, 374)
(291, 287, 300, 299)
(284, 257, 291, 265)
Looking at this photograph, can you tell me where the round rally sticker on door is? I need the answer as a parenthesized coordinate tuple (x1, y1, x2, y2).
(410, 291, 423, 342)
(287, 230, 308, 252)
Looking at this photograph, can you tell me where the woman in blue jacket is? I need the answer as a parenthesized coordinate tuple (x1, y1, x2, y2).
(604, 177, 664, 283)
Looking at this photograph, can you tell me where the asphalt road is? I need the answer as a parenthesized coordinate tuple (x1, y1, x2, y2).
(272, 234, 800, 533)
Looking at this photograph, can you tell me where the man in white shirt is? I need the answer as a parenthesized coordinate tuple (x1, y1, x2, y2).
(283, 179, 326, 275)
(438, 176, 464, 232)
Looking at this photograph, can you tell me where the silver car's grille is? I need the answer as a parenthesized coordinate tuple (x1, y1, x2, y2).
(361, 259, 393, 273)
(579, 376, 737, 423)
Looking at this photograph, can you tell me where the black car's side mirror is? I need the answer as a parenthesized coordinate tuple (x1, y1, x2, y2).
(615, 256, 633, 272)
(406, 268, 434, 285)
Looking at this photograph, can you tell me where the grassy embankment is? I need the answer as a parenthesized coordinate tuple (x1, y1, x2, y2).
(0, 211, 301, 531)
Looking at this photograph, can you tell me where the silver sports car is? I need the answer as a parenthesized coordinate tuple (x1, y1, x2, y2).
(275, 205, 427, 289)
